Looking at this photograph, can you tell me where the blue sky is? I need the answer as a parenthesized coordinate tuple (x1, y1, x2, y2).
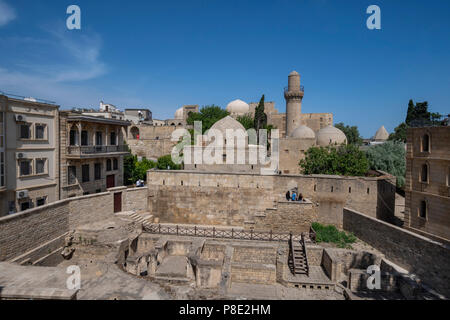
(0, 0, 449, 137)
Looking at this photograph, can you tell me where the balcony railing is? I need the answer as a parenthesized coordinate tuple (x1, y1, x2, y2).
(284, 85, 305, 93)
(67, 145, 128, 156)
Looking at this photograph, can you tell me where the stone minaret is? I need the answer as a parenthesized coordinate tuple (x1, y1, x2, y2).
(284, 71, 304, 137)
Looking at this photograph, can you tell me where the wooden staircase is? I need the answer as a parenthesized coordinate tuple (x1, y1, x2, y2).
(289, 234, 309, 276)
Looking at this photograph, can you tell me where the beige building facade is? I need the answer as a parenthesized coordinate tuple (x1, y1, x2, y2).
(59, 111, 130, 199)
(0, 94, 60, 216)
(404, 126, 450, 241)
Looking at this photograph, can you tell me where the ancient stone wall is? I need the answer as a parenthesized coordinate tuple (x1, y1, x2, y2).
(0, 200, 69, 261)
(147, 171, 396, 228)
(0, 187, 147, 262)
(343, 207, 450, 297)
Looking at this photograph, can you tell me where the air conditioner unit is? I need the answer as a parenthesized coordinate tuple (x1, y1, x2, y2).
(16, 152, 26, 159)
(15, 114, 27, 122)
(16, 190, 29, 200)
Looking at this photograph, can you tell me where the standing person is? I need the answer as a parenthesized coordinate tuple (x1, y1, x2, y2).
(286, 190, 291, 201)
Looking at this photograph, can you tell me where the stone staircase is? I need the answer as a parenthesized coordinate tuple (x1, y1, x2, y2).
(123, 211, 153, 228)
(289, 238, 309, 275)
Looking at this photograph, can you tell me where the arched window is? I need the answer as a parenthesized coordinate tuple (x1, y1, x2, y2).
(130, 127, 140, 140)
(106, 159, 112, 171)
(419, 200, 427, 219)
(421, 164, 428, 183)
(422, 134, 430, 152)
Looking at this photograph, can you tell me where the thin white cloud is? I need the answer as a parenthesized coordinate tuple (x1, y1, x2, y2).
(0, 0, 16, 26)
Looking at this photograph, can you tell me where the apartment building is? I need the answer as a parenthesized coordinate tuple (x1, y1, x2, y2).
(0, 94, 59, 216)
(404, 126, 450, 241)
(59, 111, 130, 199)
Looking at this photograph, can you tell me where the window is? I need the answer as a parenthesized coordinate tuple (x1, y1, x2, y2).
(36, 159, 46, 174)
(20, 123, 31, 139)
(421, 164, 428, 183)
(81, 131, 88, 146)
(95, 163, 101, 180)
(0, 152, 4, 187)
(96, 189, 101, 193)
(20, 201, 31, 211)
(70, 130, 78, 146)
(19, 160, 32, 176)
(422, 134, 430, 152)
(96, 132, 103, 146)
(82, 164, 90, 182)
(130, 127, 139, 139)
(106, 159, 112, 171)
(113, 158, 118, 170)
(419, 200, 427, 219)
(110, 132, 116, 145)
(35, 124, 46, 140)
(68, 166, 76, 185)
(367, 188, 370, 194)
(349, 187, 352, 193)
(36, 197, 46, 207)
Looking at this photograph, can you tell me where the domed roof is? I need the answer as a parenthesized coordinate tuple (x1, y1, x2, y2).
(226, 99, 250, 114)
(374, 125, 389, 141)
(291, 125, 315, 139)
(316, 125, 347, 146)
(289, 70, 299, 76)
(210, 116, 246, 135)
(174, 107, 184, 119)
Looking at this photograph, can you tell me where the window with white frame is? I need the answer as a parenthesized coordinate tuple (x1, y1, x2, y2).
(35, 124, 47, 140)
(20, 123, 31, 139)
(19, 159, 32, 176)
(35, 158, 47, 174)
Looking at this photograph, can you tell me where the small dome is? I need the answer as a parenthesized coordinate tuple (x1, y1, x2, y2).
(374, 125, 389, 141)
(289, 70, 299, 76)
(291, 125, 315, 139)
(210, 116, 246, 135)
(226, 99, 250, 114)
(316, 125, 347, 146)
(174, 107, 184, 119)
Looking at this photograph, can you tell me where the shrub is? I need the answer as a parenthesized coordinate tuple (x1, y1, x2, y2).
(311, 222, 357, 249)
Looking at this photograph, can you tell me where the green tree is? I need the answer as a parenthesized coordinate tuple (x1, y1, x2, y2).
(366, 141, 406, 188)
(123, 154, 156, 184)
(388, 122, 408, 142)
(186, 105, 229, 133)
(299, 145, 369, 176)
(253, 95, 267, 141)
(236, 114, 254, 130)
(335, 122, 363, 145)
(156, 155, 182, 170)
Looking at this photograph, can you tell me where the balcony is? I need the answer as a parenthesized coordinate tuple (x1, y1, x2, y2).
(67, 145, 129, 158)
(284, 85, 305, 93)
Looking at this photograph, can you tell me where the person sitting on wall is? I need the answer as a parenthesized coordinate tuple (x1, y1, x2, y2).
(286, 190, 291, 201)
(297, 193, 303, 202)
(291, 191, 297, 202)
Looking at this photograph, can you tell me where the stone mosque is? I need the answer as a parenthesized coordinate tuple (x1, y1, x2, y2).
(127, 71, 347, 173)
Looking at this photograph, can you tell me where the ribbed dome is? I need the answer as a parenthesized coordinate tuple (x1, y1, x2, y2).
(210, 116, 246, 135)
(174, 107, 184, 119)
(374, 125, 389, 141)
(226, 99, 250, 114)
(316, 126, 347, 146)
(291, 125, 315, 139)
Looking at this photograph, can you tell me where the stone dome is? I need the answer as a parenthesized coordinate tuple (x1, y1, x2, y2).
(316, 125, 347, 146)
(289, 70, 299, 76)
(174, 107, 184, 119)
(291, 125, 315, 139)
(374, 125, 389, 141)
(210, 116, 246, 135)
(226, 99, 250, 115)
